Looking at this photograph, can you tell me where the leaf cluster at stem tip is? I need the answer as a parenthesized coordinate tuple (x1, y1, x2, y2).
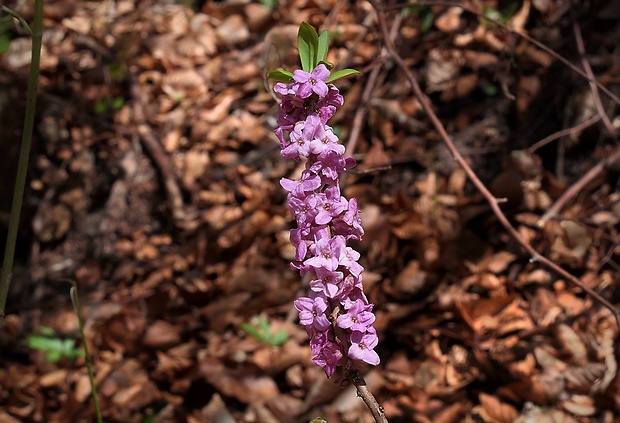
(267, 22, 360, 84)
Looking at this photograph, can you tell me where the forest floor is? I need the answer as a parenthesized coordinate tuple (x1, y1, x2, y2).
(1, 0, 620, 422)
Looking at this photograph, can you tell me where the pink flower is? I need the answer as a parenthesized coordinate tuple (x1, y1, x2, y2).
(348, 329, 380, 366)
(293, 64, 330, 98)
(275, 64, 380, 377)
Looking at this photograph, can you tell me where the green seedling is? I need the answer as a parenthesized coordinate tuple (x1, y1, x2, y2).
(260, 0, 279, 10)
(240, 316, 288, 347)
(402, 2, 434, 34)
(481, 1, 519, 27)
(93, 96, 125, 115)
(24, 326, 84, 362)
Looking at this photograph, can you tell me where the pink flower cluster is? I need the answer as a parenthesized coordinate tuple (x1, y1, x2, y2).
(274, 64, 379, 377)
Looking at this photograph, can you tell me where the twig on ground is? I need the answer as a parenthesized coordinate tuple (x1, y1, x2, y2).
(570, 5, 616, 138)
(369, 0, 620, 327)
(129, 81, 199, 230)
(527, 115, 600, 154)
(385, 1, 620, 108)
(537, 146, 620, 227)
(345, 13, 401, 158)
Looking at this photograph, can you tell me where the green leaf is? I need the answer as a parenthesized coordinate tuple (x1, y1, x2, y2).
(326, 68, 361, 83)
(317, 30, 329, 63)
(0, 34, 10, 55)
(112, 96, 125, 110)
(298, 22, 319, 72)
(25, 331, 84, 363)
(420, 10, 434, 33)
(270, 329, 288, 346)
(318, 60, 334, 70)
(259, 0, 278, 9)
(38, 326, 56, 337)
(47, 350, 61, 362)
(240, 322, 263, 340)
(258, 316, 271, 334)
(267, 68, 293, 83)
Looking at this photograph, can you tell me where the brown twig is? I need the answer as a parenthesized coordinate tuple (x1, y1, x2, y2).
(385, 1, 620, 107)
(327, 304, 388, 423)
(369, 0, 620, 327)
(527, 115, 600, 154)
(130, 81, 198, 230)
(537, 146, 620, 227)
(347, 370, 388, 423)
(345, 13, 402, 158)
(570, 5, 616, 137)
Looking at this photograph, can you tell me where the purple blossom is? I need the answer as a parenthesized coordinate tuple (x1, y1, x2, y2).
(312, 340, 342, 378)
(280, 170, 321, 197)
(348, 328, 380, 366)
(314, 187, 348, 225)
(275, 63, 379, 378)
(337, 299, 376, 332)
(293, 64, 330, 98)
(339, 246, 364, 277)
(305, 235, 346, 272)
(310, 267, 344, 298)
(294, 294, 330, 332)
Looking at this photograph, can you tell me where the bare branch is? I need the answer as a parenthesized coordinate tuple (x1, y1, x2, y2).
(369, 0, 620, 327)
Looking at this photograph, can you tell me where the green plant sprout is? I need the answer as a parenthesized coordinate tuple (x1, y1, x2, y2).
(93, 95, 125, 115)
(24, 326, 84, 362)
(267, 22, 360, 84)
(259, 0, 279, 10)
(240, 315, 288, 347)
(401, 2, 434, 33)
(481, 2, 519, 27)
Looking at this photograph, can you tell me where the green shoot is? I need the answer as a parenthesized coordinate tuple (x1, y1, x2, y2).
(240, 316, 288, 347)
(24, 326, 84, 362)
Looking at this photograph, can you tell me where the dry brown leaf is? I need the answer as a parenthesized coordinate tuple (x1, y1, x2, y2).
(476, 393, 518, 423)
(563, 363, 606, 388)
(199, 356, 280, 404)
(592, 328, 617, 393)
(392, 260, 428, 296)
(434, 7, 463, 33)
(425, 49, 462, 93)
(555, 324, 587, 364)
(513, 403, 578, 423)
(509, 0, 531, 33)
(561, 395, 596, 417)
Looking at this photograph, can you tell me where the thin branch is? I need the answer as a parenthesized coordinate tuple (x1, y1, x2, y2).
(369, 0, 620, 327)
(345, 14, 402, 158)
(129, 79, 199, 231)
(537, 146, 620, 227)
(385, 1, 620, 107)
(527, 115, 600, 154)
(347, 370, 388, 423)
(570, 5, 616, 137)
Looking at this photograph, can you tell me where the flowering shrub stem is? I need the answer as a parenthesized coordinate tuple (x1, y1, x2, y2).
(274, 62, 381, 379)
